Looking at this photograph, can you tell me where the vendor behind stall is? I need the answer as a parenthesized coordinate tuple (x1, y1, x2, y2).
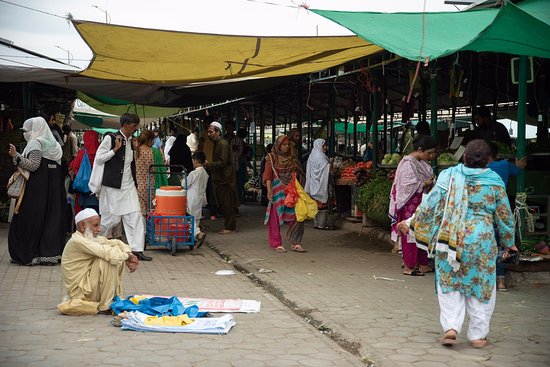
(473, 106, 512, 146)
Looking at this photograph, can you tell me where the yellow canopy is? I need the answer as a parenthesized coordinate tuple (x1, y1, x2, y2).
(74, 21, 382, 84)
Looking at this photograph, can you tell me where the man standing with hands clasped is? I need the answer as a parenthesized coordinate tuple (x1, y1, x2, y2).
(93, 113, 152, 261)
(207, 121, 238, 234)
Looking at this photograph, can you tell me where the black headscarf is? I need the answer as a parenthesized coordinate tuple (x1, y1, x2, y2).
(168, 134, 193, 173)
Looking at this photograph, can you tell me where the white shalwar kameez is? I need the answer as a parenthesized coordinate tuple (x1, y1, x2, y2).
(96, 132, 145, 252)
(437, 283, 496, 341)
(183, 166, 208, 237)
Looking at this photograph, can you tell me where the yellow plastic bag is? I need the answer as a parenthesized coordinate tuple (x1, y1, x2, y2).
(294, 177, 318, 222)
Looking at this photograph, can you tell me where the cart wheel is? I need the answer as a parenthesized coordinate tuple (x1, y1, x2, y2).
(171, 238, 177, 256)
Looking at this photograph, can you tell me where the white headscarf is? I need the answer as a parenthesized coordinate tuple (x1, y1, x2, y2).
(22, 117, 63, 164)
(305, 138, 330, 203)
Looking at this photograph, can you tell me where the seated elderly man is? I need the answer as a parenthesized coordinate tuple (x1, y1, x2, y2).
(58, 209, 139, 315)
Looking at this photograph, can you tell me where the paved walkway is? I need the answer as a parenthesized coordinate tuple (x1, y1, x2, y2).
(204, 205, 550, 367)
(0, 223, 361, 367)
(1, 203, 549, 367)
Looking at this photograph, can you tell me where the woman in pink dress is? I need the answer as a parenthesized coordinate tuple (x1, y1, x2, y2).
(389, 135, 437, 276)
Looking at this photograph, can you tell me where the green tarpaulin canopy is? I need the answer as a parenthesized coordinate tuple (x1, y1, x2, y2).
(313, 0, 550, 61)
(77, 92, 181, 118)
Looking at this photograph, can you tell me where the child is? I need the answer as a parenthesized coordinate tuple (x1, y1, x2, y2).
(184, 151, 209, 247)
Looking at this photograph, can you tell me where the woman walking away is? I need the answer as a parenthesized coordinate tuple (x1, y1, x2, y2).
(401, 139, 516, 348)
(167, 134, 193, 186)
(69, 130, 100, 214)
(135, 130, 156, 216)
(389, 135, 437, 276)
(305, 138, 332, 230)
(263, 135, 306, 253)
(8, 117, 65, 265)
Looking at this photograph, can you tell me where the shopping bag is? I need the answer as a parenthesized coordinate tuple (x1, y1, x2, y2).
(73, 150, 92, 193)
(284, 173, 299, 208)
(294, 176, 318, 222)
(88, 155, 104, 194)
(7, 167, 30, 199)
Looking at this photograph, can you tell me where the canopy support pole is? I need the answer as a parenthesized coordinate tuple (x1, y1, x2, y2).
(329, 85, 336, 156)
(252, 104, 257, 176)
(517, 55, 528, 193)
(371, 92, 379, 165)
(390, 104, 395, 154)
(308, 109, 313, 150)
(430, 72, 438, 141)
(272, 101, 276, 144)
(353, 101, 358, 160)
(383, 71, 388, 154)
(297, 84, 303, 142)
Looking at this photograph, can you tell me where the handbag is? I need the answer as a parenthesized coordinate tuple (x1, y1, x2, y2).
(7, 167, 30, 199)
(88, 153, 104, 194)
(73, 150, 92, 193)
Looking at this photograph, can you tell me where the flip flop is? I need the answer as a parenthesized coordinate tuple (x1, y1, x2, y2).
(196, 233, 207, 248)
(419, 266, 435, 273)
(291, 244, 307, 253)
(403, 270, 425, 276)
(274, 246, 287, 253)
(471, 339, 489, 348)
(218, 229, 234, 235)
(441, 330, 457, 346)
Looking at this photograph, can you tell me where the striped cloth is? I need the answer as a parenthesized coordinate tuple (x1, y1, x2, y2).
(264, 178, 296, 226)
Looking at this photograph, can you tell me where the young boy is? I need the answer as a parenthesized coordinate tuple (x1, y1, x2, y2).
(184, 151, 209, 247)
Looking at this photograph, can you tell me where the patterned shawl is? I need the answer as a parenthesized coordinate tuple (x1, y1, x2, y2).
(411, 164, 505, 271)
(268, 135, 302, 186)
(388, 154, 433, 223)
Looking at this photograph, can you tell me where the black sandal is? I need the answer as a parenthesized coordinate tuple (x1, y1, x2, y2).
(403, 269, 425, 276)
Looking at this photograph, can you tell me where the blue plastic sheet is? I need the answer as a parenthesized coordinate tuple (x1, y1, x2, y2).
(111, 296, 204, 318)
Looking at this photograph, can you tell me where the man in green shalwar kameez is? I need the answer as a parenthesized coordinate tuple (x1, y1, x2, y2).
(207, 122, 237, 234)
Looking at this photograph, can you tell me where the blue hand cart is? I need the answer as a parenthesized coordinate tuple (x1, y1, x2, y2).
(145, 164, 195, 255)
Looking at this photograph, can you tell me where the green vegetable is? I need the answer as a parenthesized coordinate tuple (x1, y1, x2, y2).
(356, 171, 393, 226)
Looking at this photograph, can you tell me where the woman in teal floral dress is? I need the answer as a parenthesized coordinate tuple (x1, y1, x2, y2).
(402, 140, 517, 348)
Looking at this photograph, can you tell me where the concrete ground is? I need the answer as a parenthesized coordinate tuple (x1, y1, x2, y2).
(1, 203, 549, 367)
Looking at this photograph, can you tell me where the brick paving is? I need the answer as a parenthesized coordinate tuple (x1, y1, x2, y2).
(204, 205, 550, 367)
(1, 202, 549, 367)
(0, 223, 362, 367)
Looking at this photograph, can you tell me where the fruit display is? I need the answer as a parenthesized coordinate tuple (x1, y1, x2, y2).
(437, 152, 459, 166)
(381, 153, 402, 166)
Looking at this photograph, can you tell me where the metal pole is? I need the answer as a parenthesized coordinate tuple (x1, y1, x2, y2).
(430, 71, 438, 142)
(252, 105, 257, 176)
(353, 104, 358, 160)
(308, 109, 313, 150)
(329, 85, 335, 156)
(517, 56, 528, 192)
(271, 101, 276, 144)
(390, 104, 395, 153)
(371, 92, 379, 165)
(297, 84, 303, 144)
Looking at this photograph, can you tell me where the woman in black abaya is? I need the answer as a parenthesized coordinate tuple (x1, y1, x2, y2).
(8, 117, 66, 265)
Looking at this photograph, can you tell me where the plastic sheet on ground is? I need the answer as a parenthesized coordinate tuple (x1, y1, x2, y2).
(121, 312, 236, 334)
(138, 295, 261, 313)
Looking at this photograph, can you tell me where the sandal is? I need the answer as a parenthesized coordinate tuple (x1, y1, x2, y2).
(403, 269, 424, 276)
(470, 338, 489, 348)
(441, 329, 457, 346)
(419, 266, 435, 273)
(274, 246, 287, 253)
(218, 229, 234, 235)
(196, 233, 207, 248)
(291, 244, 307, 253)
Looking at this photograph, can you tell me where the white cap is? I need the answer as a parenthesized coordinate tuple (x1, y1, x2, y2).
(75, 208, 100, 225)
(209, 121, 222, 131)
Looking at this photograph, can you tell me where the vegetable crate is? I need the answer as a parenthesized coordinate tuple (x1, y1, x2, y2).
(145, 165, 195, 255)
